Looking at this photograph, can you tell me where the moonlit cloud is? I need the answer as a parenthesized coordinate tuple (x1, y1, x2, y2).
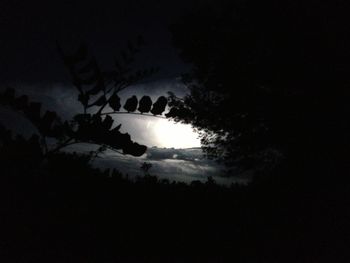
(1, 79, 201, 148)
(115, 114, 200, 148)
(114, 78, 201, 148)
(25, 79, 200, 148)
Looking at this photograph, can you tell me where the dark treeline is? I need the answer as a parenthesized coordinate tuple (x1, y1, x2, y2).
(0, 126, 348, 262)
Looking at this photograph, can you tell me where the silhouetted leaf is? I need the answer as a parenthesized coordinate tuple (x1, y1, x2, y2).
(151, 96, 167, 115)
(107, 131, 131, 150)
(123, 142, 147, 156)
(124, 95, 138, 112)
(109, 93, 121, 111)
(138, 96, 152, 113)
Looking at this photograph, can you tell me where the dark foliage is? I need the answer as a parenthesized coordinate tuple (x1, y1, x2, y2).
(169, 0, 350, 181)
(123, 95, 138, 112)
(138, 96, 153, 113)
(150, 96, 168, 115)
(0, 130, 348, 262)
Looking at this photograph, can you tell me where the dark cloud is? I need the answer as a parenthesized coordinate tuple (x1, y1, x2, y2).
(146, 147, 204, 161)
(65, 143, 246, 185)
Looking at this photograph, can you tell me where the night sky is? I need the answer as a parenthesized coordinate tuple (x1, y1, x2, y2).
(0, 0, 237, 184)
(0, 0, 193, 83)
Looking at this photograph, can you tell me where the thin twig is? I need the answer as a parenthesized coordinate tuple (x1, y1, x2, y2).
(100, 111, 168, 119)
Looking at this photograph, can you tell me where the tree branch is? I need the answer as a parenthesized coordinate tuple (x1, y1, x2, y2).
(100, 111, 167, 119)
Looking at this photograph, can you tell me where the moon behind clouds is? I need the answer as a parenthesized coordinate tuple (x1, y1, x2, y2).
(116, 113, 201, 149)
(150, 118, 201, 148)
(115, 80, 202, 149)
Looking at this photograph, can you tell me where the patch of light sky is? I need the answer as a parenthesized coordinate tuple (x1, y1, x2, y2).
(3, 78, 202, 149)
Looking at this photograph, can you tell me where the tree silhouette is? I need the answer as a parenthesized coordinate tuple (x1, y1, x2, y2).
(169, 0, 350, 178)
(140, 162, 152, 176)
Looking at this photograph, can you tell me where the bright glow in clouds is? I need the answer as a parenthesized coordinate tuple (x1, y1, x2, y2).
(149, 119, 201, 148)
(22, 81, 201, 149)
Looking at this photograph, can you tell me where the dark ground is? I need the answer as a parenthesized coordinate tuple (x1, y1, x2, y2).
(0, 151, 348, 263)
